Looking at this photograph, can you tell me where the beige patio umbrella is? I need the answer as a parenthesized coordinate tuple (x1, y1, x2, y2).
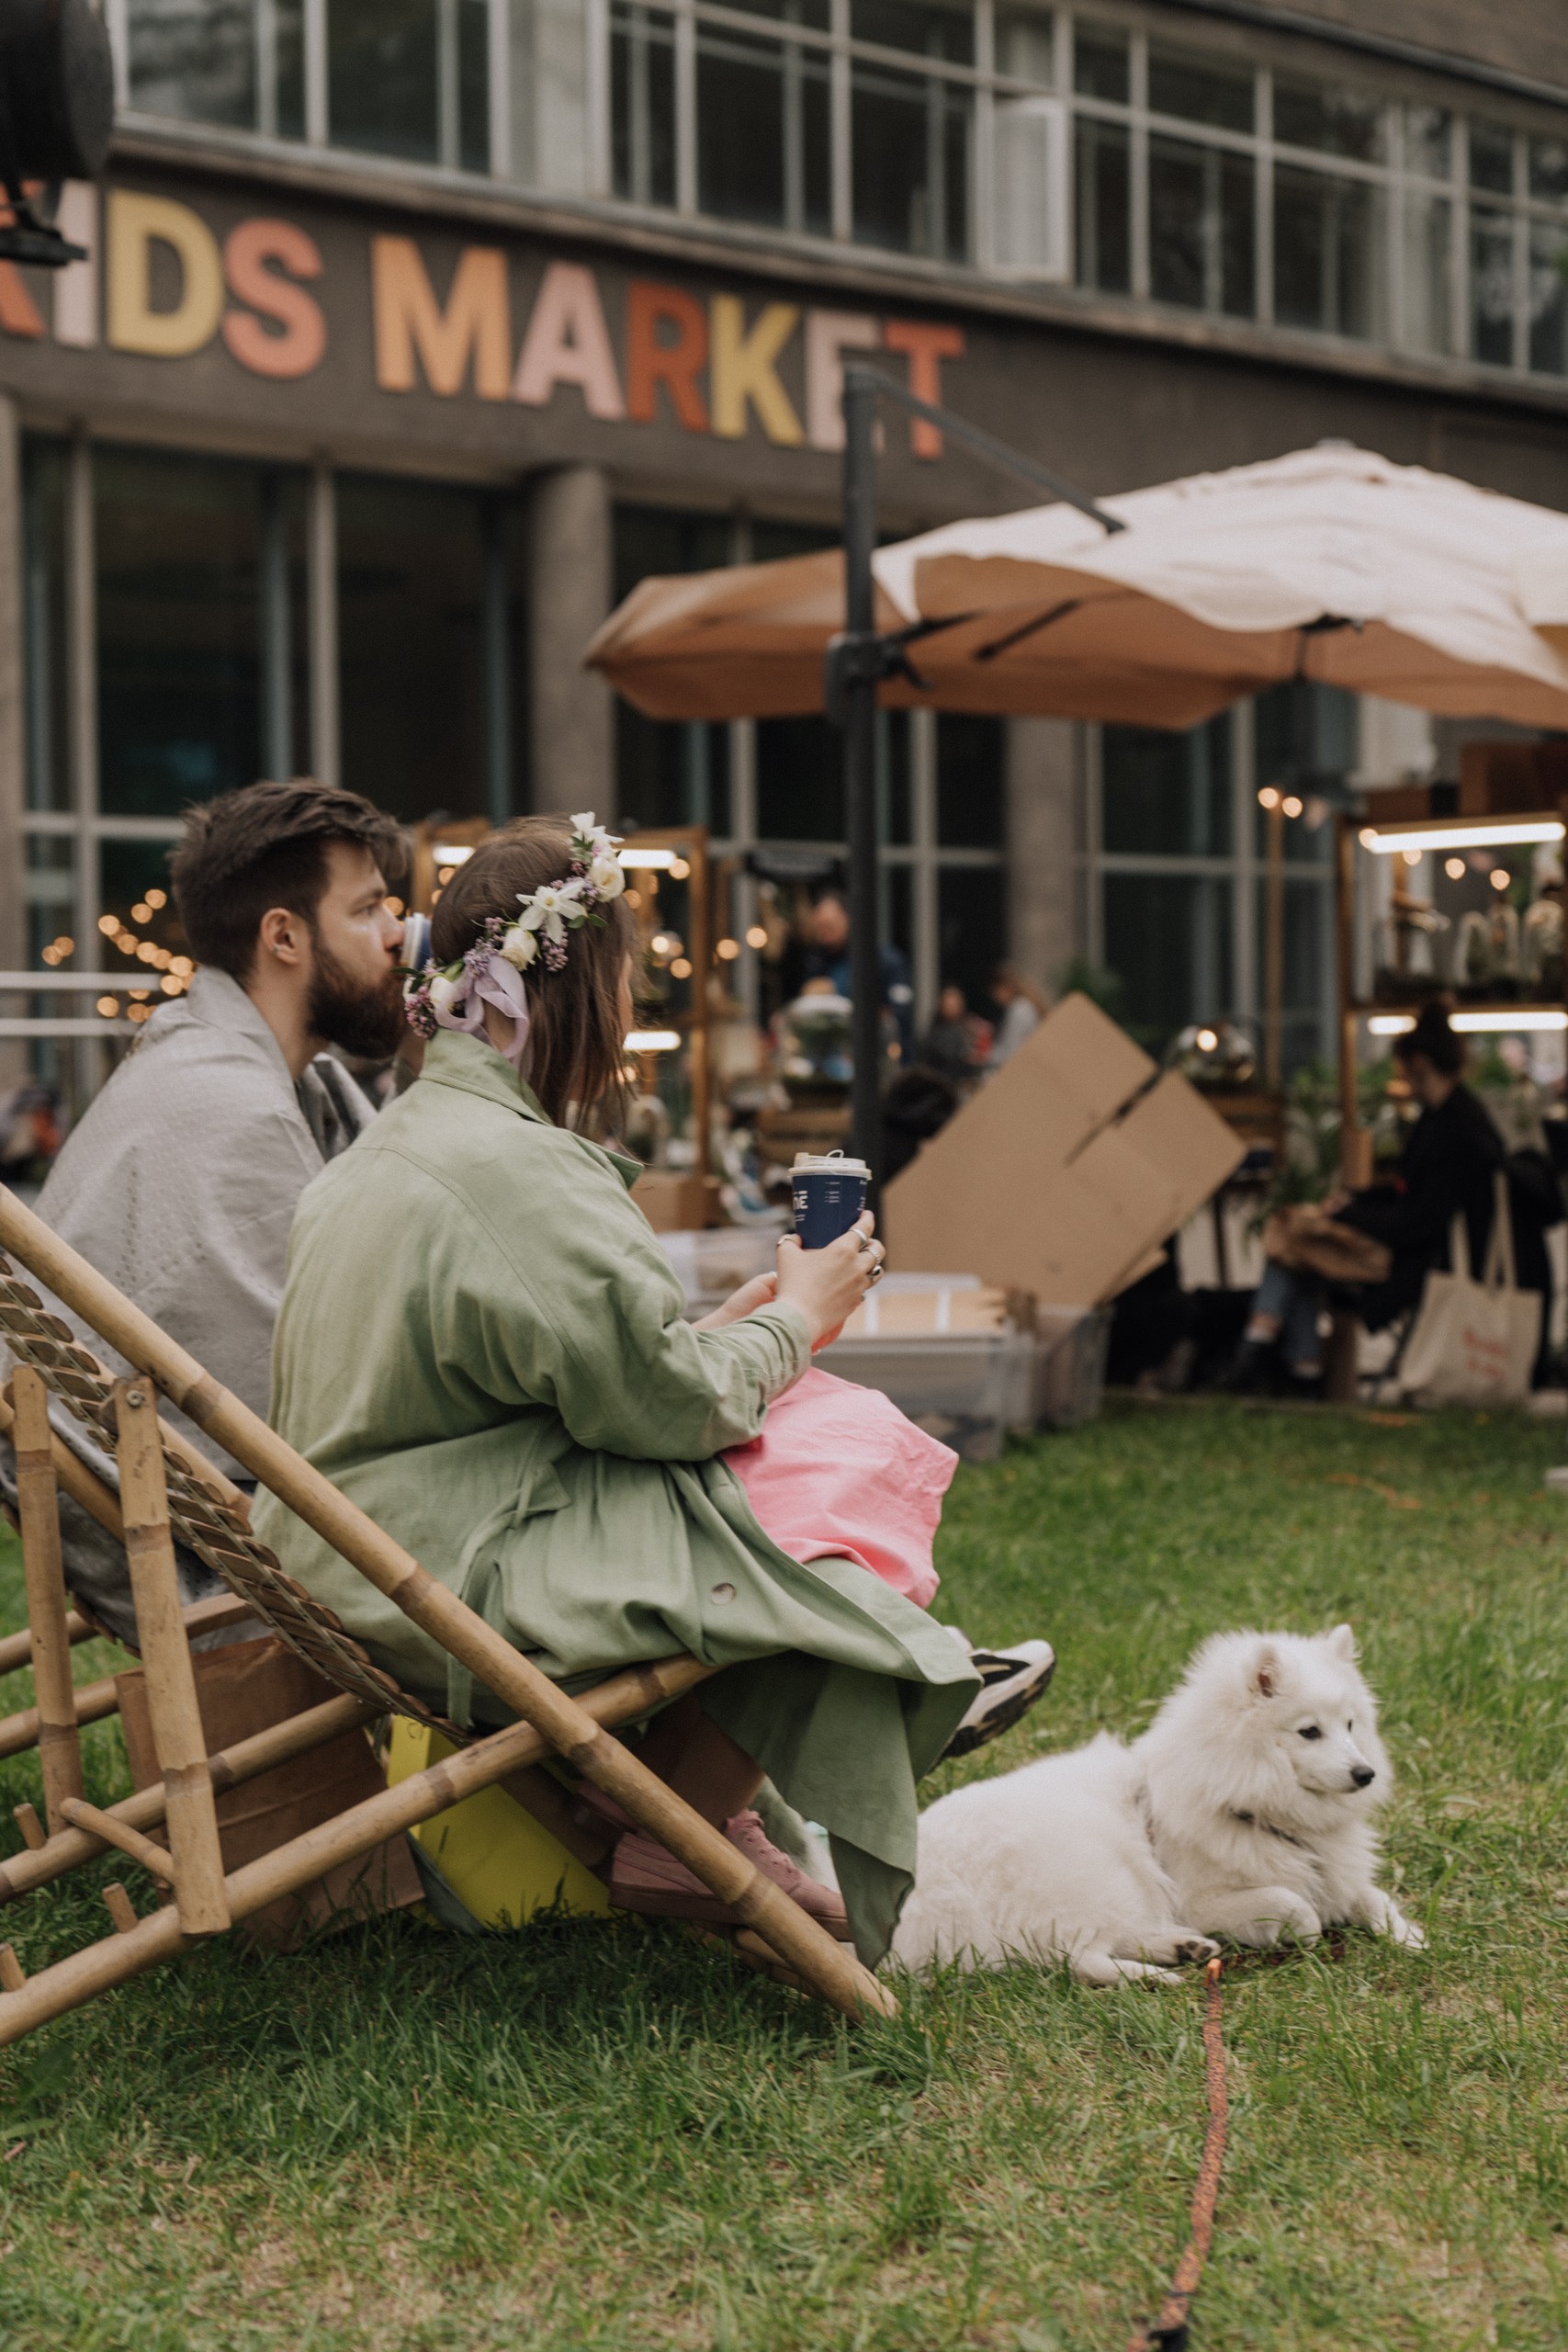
(587, 444, 1568, 730)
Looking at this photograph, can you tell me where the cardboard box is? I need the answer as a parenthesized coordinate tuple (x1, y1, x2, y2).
(883, 993, 1244, 1306)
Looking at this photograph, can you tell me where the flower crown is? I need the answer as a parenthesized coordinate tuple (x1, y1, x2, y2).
(403, 814, 625, 1043)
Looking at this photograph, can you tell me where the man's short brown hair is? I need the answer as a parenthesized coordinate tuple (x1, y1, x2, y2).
(170, 781, 409, 980)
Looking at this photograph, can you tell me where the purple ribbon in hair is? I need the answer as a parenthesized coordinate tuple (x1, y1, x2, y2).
(431, 947, 533, 1070)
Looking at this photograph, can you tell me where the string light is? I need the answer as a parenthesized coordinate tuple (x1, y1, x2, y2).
(669, 856, 691, 880)
(144, 888, 166, 910)
(1281, 796, 1303, 819)
(745, 924, 768, 950)
(670, 956, 694, 979)
(716, 938, 740, 961)
(1490, 868, 1511, 891)
(1258, 787, 1280, 809)
(97, 914, 118, 937)
(1445, 857, 1465, 879)
(96, 995, 119, 1018)
(131, 901, 152, 923)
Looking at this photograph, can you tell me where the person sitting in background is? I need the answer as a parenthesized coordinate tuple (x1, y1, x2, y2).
(800, 889, 916, 1058)
(920, 984, 992, 1089)
(987, 964, 1050, 1069)
(1, 779, 408, 1642)
(1226, 1005, 1506, 1395)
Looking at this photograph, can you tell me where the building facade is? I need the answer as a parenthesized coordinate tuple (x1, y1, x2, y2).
(2, 0, 1564, 1093)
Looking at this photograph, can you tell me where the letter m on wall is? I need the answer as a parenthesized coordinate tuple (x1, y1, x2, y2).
(372, 237, 511, 398)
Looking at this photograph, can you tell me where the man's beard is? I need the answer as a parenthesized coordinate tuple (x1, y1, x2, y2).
(306, 938, 406, 1062)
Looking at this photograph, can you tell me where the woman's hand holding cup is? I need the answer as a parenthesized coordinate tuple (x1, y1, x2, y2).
(774, 1212, 885, 1351)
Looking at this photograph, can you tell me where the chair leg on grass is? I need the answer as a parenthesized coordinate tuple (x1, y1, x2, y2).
(11, 1365, 85, 1832)
(113, 1381, 230, 1939)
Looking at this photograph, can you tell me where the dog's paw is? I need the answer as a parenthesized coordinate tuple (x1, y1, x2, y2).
(1171, 1932, 1222, 1965)
(1389, 1911, 1427, 1951)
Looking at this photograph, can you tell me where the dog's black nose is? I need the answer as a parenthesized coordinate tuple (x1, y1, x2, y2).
(1351, 1765, 1375, 1788)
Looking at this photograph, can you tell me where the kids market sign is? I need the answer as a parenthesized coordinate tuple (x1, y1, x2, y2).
(0, 183, 965, 460)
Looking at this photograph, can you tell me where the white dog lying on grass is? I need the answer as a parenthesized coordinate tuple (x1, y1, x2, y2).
(892, 1625, 1426, 1984)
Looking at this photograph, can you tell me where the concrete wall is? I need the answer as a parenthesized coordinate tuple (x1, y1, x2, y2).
(1252, 0, 1568, 88)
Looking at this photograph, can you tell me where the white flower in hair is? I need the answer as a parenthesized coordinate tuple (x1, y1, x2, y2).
(427, 969, 466, 1017)
(498, 922, 538, 970)
(590, 851, 625, 899)
(517, 876, 585, 943)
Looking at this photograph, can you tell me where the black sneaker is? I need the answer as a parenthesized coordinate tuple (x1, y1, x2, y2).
(938, 1640, 1056, 1762)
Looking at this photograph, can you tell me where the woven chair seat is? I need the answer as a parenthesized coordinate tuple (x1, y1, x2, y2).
(0, 1257, 463, 1742)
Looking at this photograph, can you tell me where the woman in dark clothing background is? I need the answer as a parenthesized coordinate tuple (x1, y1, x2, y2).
(1230, 1005, 1506, 1392)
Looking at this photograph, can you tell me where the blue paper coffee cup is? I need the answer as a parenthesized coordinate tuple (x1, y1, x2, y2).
(791, 1150, 871, 1249)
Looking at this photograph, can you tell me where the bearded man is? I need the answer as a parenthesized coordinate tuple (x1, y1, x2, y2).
(12, 780, 408, 1639)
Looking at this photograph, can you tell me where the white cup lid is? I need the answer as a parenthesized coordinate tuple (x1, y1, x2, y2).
(792, 1151, 871, 1178)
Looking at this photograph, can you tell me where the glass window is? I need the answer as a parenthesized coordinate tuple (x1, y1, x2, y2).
(24, 836, 76, 980)
(1272, 76, 1384, 164)
(736, 0, 830, 22)
(96, 447, 308, 818)
(937, 865, 1007, 1014)
(1149, 139, 1254, 317)
(20, 436, 70, 817)
(994, 6, 1053, 87)
(612, 3, 678, 207)
(1255, 681, 1356, 844)
(1273, 166, 1383, 340)
(1402, 192, 1453, 356)
(1102, 720, 1231, 857)
(127, 0, 259, 128)
(336, 475, 488, 824)
(879, 712, 912, 846)
(1103, 872, 1234, 1052)
(852, 59, 969, 261)
(1470, 204, 1517, 365)
(1469, 120, 1516, 196)
(615, 508, 733, 834)
(329, 0, 439, 163)
(1072, 23, 1127, 105)
(696, 21, 830, 236)
(936, 716, 1005, 847)
(851, 0, 973, 68)
(458, 0, 489, 172)
(1147, 44, 1251, 134)
(1530, 134, 1568, 203)
(1074, 116, 1130, 292)
(757, 717, 843, 841)
(1404, 105, 1451, 179)
(1529, 220, 1568, 376)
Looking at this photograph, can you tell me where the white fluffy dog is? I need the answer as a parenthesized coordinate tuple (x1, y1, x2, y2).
(893, 1625, 1425, 1984)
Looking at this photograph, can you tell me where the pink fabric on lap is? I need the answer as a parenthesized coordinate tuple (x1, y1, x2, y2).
(722, 1366, 956, 1610)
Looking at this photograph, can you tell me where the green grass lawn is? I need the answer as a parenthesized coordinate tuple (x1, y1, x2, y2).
(0, 1396, 1565, 2351)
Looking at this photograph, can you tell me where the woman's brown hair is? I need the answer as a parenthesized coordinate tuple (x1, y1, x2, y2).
(430, 816, 633, 1128)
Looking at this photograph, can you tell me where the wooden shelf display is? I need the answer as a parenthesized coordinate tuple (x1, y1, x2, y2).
(1336, 799, 1568, 1175)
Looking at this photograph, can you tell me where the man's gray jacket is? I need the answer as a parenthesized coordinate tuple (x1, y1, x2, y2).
(3, 967, 371, 1639)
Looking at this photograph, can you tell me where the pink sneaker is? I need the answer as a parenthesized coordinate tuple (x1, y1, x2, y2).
(608, 1831, 744, 1927)
(723, 1811, 852, 1940)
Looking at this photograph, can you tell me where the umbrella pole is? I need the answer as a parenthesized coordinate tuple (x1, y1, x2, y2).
(842, 368, 883, 1182)
(1265, 798, 1285, 1088)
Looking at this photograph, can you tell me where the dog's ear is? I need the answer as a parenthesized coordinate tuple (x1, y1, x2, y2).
(1327, 1622, 1358, 1663)
(1250, 1642, 1280, 1700)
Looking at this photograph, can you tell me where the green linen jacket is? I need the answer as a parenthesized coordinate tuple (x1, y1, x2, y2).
(254, 1031, 975, 1960)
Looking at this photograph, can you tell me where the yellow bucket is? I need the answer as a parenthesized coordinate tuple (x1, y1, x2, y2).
(385, 1718, 610, 1928)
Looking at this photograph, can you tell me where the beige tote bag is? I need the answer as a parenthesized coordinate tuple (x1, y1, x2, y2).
(1397, 1172, 1540, 1409)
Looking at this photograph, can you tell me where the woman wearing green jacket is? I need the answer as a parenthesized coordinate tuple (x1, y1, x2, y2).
(254, 816, 977, 1964)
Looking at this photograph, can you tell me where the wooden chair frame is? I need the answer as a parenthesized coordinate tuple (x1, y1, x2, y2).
(0, 1186, 896, 2041)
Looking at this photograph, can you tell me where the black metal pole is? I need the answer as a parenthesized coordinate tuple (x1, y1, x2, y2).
(841, 367, 882, 1182)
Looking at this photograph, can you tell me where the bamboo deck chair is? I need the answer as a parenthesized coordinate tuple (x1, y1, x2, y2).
(0, 1186, 895, 2046)
(0, 1384, 267, 1766)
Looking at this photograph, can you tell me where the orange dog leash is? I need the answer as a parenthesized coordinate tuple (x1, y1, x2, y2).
(1124, 1956, 1229, 2352)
